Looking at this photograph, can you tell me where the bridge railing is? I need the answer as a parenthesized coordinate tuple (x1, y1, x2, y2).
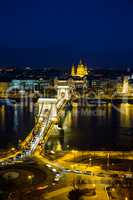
(20, 97, 68, 155)
(20, 102, 46, 149)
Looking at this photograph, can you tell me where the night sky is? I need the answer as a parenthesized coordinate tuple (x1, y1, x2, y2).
(0, 0, 133, 68)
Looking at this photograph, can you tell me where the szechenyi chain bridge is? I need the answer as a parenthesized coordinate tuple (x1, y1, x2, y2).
(0, 83, 71, 161)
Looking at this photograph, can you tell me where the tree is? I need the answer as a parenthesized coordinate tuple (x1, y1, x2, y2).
(68, 189, 82, 200)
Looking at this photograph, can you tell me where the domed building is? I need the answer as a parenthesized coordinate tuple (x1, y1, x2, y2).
(71, 60, 88, 78)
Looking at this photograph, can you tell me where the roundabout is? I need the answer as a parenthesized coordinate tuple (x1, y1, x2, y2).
(0, 162, 55, 200)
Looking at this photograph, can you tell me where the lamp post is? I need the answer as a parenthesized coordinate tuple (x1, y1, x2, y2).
(71, 164, 76, 189)
(89, 157, 92, 166)
(28, 175, 34, 185)
(107, 153, 110, 169)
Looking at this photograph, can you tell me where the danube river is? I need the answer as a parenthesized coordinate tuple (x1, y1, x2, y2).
(0, 102, 133, 150)
(0, 102, 35, 150)
(61, 103, 133, 150)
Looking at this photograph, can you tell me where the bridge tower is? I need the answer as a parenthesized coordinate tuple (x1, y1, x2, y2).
(57, 86, 70, 100)
(37, 98, 57, 121)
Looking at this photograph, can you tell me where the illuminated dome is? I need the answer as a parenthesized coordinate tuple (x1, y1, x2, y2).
(71, 59, 89, 78)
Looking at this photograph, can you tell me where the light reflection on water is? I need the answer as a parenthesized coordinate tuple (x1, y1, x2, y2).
(0, 103, 133, 151)
(0, 105, 5, 131)
(60, 103, 133, 150)
(120, 103, 133, 128)
(0, 103, 35, 149)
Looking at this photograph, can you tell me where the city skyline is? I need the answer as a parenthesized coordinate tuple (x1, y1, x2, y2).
(1, 1, 133, 200)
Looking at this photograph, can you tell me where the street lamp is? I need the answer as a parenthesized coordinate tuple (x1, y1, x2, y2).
(28, 175, 32, 179)
(89, 157, 92, 166)
(107, 153, 110, 169)
(71, 164, 76, 189)
(11, 147, 15, 151)
(28, 175, 34, 184)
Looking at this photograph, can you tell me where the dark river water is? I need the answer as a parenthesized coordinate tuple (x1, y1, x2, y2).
(0, 103, 35, 150)
(61, 103, 133, 150)
(0, 103, 133, 150)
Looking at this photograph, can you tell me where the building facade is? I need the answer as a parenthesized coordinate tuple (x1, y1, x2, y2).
(71, 60, 88, 78)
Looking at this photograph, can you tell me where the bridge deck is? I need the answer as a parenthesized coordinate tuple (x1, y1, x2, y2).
(19, 98, 67, 156)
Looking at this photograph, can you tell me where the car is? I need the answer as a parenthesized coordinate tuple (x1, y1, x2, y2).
(95, 172, 106, 177)
(111, 174, 119, 178)
(15, 153, 22, 160)
(0, 162, 6, 166)
(54, 177, 60, 182)
(8, 157, 14, 162)
(36, 185, 48, 191)
(63, 168, 72, 173)
(84, 171, 93, 175)
(52, 168, 57, 172)
(56, 172, 62, 177)
(73, 170, 82, 174)
(46, 164, 52, 168)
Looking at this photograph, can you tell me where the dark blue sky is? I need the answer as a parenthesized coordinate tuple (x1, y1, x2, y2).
(0, 0, 133, 68)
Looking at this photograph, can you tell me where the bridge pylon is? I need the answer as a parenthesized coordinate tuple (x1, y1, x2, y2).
(37, 98, 57, 121)
(57, 86, 70, 100)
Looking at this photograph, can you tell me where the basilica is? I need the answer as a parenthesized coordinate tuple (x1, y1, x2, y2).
(71, 60, 88, 78)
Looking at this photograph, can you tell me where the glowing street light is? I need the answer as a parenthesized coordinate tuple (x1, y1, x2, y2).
(11, 147, 15, 151)
(27, 175, 34, 184)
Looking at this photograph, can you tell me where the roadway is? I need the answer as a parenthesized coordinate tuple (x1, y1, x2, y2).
(0, 97, 67, 163)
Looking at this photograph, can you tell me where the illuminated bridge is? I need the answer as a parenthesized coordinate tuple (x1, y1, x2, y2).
(19, 85, 70, 157)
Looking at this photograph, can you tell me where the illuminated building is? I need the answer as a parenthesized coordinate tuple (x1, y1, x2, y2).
(122, 76, 129, 94)
(71, 60, 88, 78)
(128, 79, 133, 93)
(71, 64, 76, 76)
(10, 79, 50, 92)
(54, 79, 87, 91)
(0, 82, 10, 96)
